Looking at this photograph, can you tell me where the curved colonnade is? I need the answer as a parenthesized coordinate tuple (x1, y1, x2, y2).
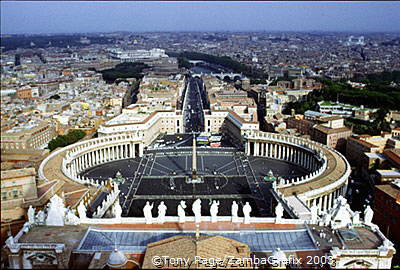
(245, 131, 351, 215)
(39, 131, 350, 218)
(39, 134, 145, 186)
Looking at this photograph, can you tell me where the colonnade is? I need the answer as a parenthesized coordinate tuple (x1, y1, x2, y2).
(57, 134, 145, 182)
(305, 185, 347, 213)
(65, 142, 143, 179)
(245, 131, 351, 216)
(248, 140, 321, 172)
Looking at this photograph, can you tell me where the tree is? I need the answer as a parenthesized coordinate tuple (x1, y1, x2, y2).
(47, 129, 86, 151)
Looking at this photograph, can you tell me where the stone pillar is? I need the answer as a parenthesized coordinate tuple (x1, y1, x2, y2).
(82, 154, 86, 170)
(71, 162, 76, 177)
(130, 143, 135, 158)
(276, 145, 280, 159)
(89, 152, 92, 167)
(139, 143, 144, 157)
(274, 144, 277, 158)
(282, 146, 286, 160)
(255, 142, 259, 156)
(8, 252, 22, 269)
(74, 159, 79, 174)
(266, 143, 269, 157)
(324, 194, 329, 211)
(260, 142, 264, 156)
(328, 192, 333, 209)
(318, 196, 323, 211)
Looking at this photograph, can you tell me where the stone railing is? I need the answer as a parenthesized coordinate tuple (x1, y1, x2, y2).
(92, 189, 120, 218)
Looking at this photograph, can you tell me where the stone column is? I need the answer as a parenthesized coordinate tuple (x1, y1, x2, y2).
(266, 143, 269, 157)
(139, 143, 144, 157)
(318, 196, 323, 211)
(255, 142, 259, 156)
(282, 146, 286, 160)
(96, 150, 100, 165)
(89, 152, 92, 167)
(130, 143, 135, 158)
(71, 161, 76, 177)
(8, 252, 22, 269)
(82, 154, 86, 170)
(323, 195, 328, 212)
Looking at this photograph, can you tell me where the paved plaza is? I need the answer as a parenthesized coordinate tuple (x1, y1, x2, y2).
(80, 143, 309, 218)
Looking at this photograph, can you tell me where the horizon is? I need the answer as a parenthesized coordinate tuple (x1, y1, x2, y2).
(2, 29, 400, 36)
(1, 1, 400, 35)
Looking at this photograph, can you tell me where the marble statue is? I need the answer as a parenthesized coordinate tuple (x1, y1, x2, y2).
(275, 202, 284, 220)
(192, 199, 202, 223)
(243, 202, 252, 224)
(157, 201, 167, 223)
(46, 195, 66, 226)
(177, 201, 187, 223)
(36, 210, 46, 224)
(210, 200, 220, 223)
(364, 205, 374, 225)
(143, 201, 154, 224)
(321, 211, 332, 226)
(330, 196, 354, 228)
(77, 202, 87, 220)
(310, 202, 319, 222)
(113, 182, 119, 194)
(231, 201, 239, 223)
(353, 211, 360, 224)
(65, 209, 80, 225)
(114, 201, 122, 219)
(28, 205, 35, 224)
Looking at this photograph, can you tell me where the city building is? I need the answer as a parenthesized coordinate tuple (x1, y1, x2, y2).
(311, 116, 352, 152)
(1, 120, 57, 151)
(373, 181, 400, 265)
(109, 48, 168, 62)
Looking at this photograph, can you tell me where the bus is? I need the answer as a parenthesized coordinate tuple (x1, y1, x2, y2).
(196, 136, 209, 145)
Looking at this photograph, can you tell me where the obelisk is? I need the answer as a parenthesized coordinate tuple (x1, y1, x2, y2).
(192, 133, 197, 180)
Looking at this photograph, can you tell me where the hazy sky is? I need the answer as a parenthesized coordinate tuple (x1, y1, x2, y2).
(1, 1, 400, 34)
